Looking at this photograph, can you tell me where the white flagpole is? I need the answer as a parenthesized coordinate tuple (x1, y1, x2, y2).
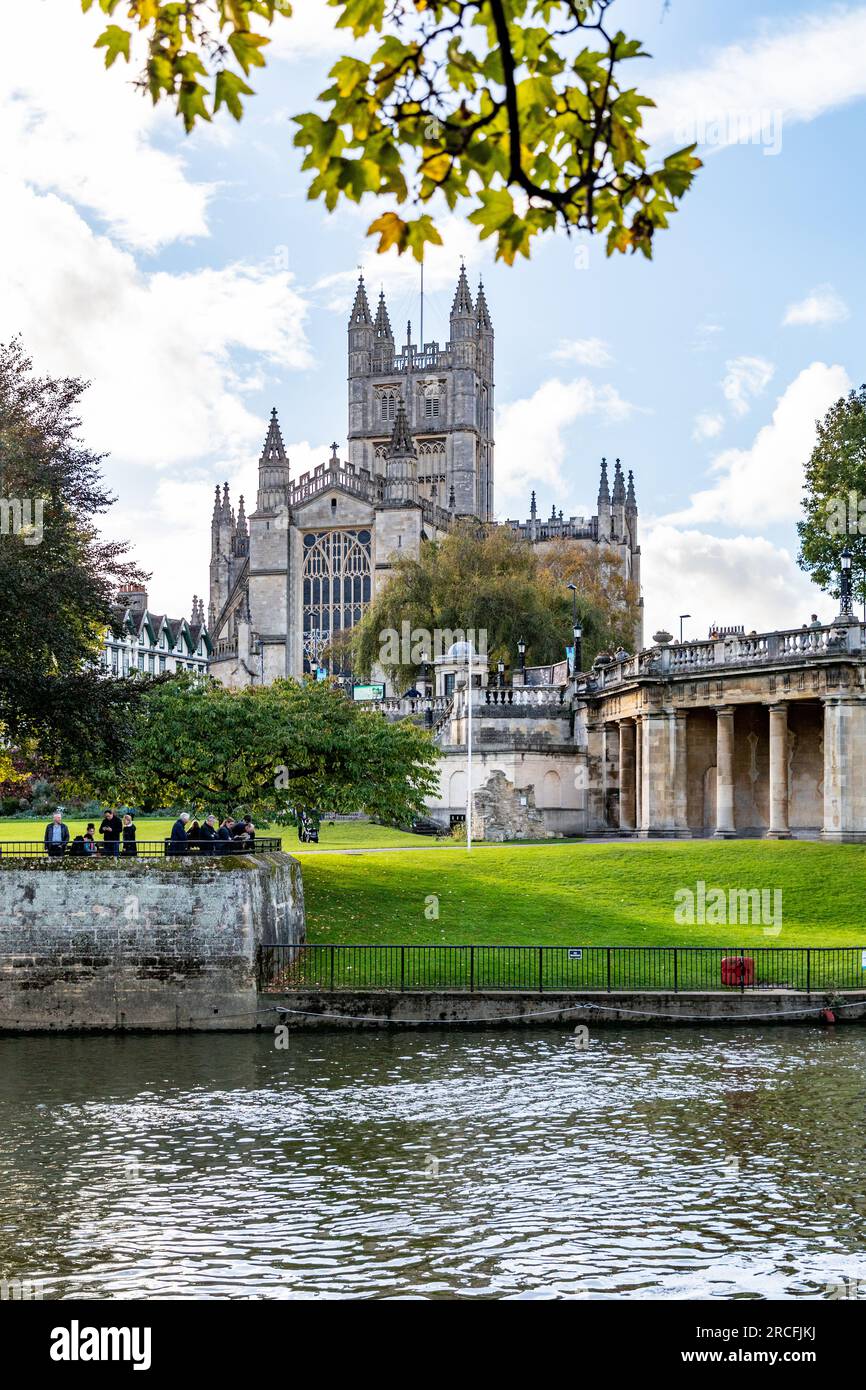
(466, 646, 472, 851)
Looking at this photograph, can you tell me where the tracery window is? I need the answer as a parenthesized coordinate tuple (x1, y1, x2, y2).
(302, 529, 372, 674)
(378, 390, 397, 422)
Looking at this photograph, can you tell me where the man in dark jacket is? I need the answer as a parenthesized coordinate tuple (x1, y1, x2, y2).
(167, 811, 190, 855)
(44, 811, 69, 857)
(99, 808, 123, 857)
(199, 814, 218, 854)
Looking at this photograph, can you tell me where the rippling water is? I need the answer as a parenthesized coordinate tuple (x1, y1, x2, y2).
(1, 1027, 865, 1299)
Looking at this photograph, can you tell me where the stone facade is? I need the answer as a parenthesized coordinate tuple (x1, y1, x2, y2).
(382, 616, 866, 842)
(207, 271, 641, 688)
(471, 770, 550, 841)
(0, 852, 304, 1031)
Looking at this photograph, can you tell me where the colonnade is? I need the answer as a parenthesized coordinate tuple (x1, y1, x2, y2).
(602, 697, 866, 840)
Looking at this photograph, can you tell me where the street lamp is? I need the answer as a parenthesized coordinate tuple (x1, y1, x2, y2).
(497, 658, 505, 688)
(679, 613, 691, 643)
(840, 544, 853, 619)
(455, 643, 474, 851)
(567, 582, 581, 674)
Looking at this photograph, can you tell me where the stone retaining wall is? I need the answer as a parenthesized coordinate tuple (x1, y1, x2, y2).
(0, 853, 304, 1032)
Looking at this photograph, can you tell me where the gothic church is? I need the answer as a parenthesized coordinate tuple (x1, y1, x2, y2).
(208, 267, 641, 689)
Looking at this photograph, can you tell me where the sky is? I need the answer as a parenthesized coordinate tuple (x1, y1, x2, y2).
(1, 0, 864, 642)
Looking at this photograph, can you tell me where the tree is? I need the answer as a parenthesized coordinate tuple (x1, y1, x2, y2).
(81, 0, 700, 264)
(65, 673, 440, 824)
(536, 535, 639, 648)
(797, 385, 866, 608)
(0, 338, 151, 774)
(343, 519, 639, 688)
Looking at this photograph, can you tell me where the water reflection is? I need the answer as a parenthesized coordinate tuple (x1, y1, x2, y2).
(1, 1027, 865, 1299)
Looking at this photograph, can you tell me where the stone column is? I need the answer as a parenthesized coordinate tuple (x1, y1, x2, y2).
(822, 697, 866, 841)
(618, 720, 636, 832)
(637, 710, 683, 836)
(674, 709, 690, 835)
(767, 702, 791, 838)
(714, 705, 736, 838)
(634, 715, 643, 832)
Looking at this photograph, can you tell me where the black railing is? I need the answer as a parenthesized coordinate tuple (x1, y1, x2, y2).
(2, 837, 283, 860)
(257, 943, 866, 994)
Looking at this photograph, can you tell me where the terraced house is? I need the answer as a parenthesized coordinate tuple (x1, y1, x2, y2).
(101, 586, 212, 678)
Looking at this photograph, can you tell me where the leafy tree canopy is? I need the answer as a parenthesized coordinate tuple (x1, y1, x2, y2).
(64, 673, 440, 824)
(81, 0, 700, 264)
(343, 519, 639, 688)
(0, 338, 152, 775)
(797, 384, 866, 605)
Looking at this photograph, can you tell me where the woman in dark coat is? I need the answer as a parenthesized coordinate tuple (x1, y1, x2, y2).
(121, 813, 137, 857)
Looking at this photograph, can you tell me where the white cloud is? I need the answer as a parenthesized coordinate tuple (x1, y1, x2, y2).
(664, 361, 851, 528)
(494, 377, 638, 514)
(0, 0, 212, 251)
(265, 0, 355, 63)
(692, 412, 725, 442)
(642, 526, 826, 645)
(783, 285, 850, 327)
(645, 7, 866, 154)
(721, 356, 775, 416)
(550, 338, 613, 367)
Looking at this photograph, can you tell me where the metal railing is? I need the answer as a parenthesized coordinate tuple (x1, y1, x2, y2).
(2, 837, 283, 860)
(257, 943, 866, 994)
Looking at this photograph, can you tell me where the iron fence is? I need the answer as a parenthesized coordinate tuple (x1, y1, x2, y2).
(1, 837, 283, 860)
(258, 943, 866, 995)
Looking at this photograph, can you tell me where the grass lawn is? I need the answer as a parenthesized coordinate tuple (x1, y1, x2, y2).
(298, 839, 866, 949)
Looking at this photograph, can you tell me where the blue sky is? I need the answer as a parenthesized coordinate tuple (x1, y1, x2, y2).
(1, 0, 864, 640)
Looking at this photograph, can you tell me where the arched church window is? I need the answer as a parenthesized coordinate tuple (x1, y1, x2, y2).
(379, 391, 397, 422)
(301, 529, 373, 675)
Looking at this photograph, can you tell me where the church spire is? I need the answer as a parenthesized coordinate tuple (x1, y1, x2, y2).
(475, 278, 492, 330)
(451, 262, 474, 318)
(626, 468, 637, 511)
(597, 457, 610, 506)
(349, 273, 372, 325)
(374, 288, 393, 342)
(388, 397, 415, 458)
(612, 457, 625, 505)
(256, 408, 291, 513)
(236, 494, 247, 538)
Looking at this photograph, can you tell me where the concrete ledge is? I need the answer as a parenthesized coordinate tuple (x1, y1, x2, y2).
(258, 989, 866, 1030)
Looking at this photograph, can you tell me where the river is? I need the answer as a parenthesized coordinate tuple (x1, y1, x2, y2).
(1, 1026, 864, 1299)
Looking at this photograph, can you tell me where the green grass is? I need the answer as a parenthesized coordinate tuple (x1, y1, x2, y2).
(299, 839, 866, 949)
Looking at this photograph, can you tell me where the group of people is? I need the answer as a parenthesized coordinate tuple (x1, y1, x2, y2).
(42, 808, 257, 858)
(167, 812, 256, 855)
(44, 809, 136, 858)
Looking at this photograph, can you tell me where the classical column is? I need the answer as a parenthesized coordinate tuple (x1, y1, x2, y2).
(674, 709, 690, 835)
(618, 720, 636, 832)
(767, 702, 791, 838)
(714, 705, 736, 838)
(638, 710, 680, 836)
(822, 697, 866, 841)
(634, 715, 643, 832)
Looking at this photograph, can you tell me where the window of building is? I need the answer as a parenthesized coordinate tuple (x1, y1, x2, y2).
(379, 391, 397, 422)
(302, 528, 372, 675)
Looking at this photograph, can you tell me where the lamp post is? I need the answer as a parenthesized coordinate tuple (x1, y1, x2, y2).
(679, 613, 691, 643)
(840, 544, 853, 619)
(497, 658, 505, 689)
(567, 582, 582, 674)
(517, 636, 526, 677)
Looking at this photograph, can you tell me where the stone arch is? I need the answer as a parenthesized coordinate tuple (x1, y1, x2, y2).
(543, 769, 562, 808)
(449, 769, 467, 807)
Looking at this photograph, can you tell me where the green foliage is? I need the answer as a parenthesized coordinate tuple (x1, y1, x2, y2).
(66, 672, 440, 824)
(797, 384, 866, 604)
(343, 519, 640, 688)
(0, 338, 151, 776)
(81, 0, 699, 261)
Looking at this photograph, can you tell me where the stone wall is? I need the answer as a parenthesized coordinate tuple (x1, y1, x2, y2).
(471, 770, 551, 841)
(0, 852, 304, 1032)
